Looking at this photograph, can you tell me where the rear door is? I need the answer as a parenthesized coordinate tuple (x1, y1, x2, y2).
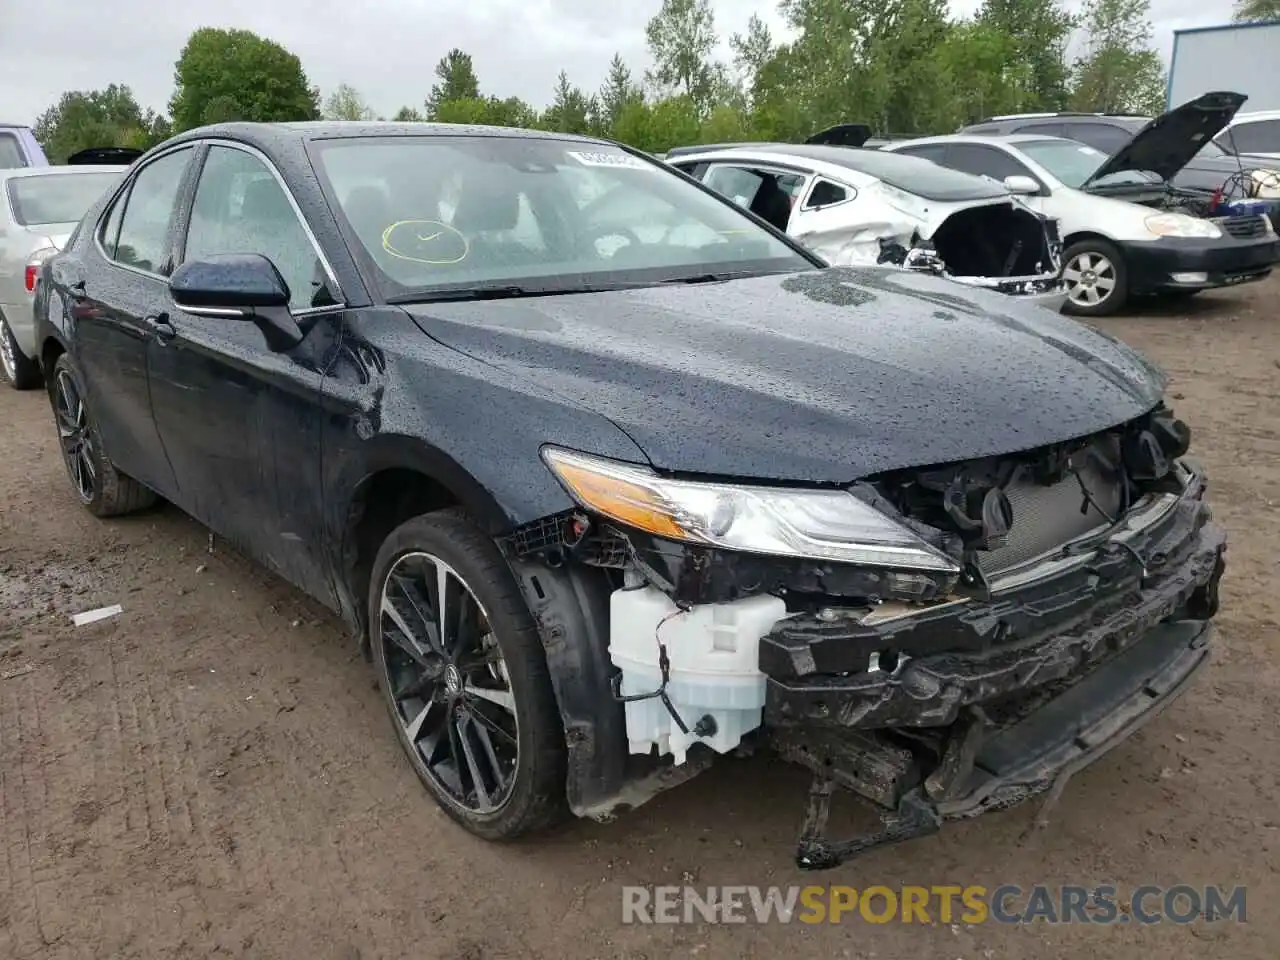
(147, 140, 342, 604)
(69, 145, 197, 496)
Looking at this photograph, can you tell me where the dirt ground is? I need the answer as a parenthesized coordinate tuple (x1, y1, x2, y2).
(1, 279, 1278, 960)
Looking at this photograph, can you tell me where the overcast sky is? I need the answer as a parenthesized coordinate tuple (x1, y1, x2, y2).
(3, 0, 1239, 126)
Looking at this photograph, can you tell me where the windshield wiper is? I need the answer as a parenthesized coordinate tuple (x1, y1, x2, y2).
(387, 285, 569, 304)
(656, 270, 765, 285)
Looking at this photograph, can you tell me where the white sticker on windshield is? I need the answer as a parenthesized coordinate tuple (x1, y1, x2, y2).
(567, 150, 650, 169)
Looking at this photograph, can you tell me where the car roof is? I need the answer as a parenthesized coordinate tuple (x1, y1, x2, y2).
(891, 133, 1079, 148)
(166, 120, 615, 150)
(674, 141, 1011, 201)
(1228, 110, 1280, 123)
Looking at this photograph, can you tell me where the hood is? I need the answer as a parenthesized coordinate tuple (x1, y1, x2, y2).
(1083, 91, 1247, 188)
(402, 267, 1166, 484)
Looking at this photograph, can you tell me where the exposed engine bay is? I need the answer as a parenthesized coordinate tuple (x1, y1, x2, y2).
(501, 402, 1226, 867)
(875, 199, 1064, 298)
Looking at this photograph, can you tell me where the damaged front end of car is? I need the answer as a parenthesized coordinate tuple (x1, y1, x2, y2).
(499, 403, 1225, 869)
(853, 195, 1065, 309)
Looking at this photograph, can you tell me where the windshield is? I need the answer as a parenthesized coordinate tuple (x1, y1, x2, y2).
(309, 135, 811, 298)
(6, 172, 123, 225)
(1019, 139, 1160, 188)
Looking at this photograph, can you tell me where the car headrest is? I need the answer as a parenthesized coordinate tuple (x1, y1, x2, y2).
(451, 173, 520, 232)
(241, 178, 295, 225)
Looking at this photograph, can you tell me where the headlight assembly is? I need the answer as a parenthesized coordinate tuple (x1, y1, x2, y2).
(1144, 213, 1222, 239)
(541, 446, 960, 572)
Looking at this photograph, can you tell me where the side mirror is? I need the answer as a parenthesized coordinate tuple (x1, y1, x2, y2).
(169, 253, 290, 313)
(169, 253, 303, 351)
(1003, 175, 1041, 196)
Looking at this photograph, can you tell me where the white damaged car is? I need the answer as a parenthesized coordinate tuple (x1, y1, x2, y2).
(666, 138, 1066, 309)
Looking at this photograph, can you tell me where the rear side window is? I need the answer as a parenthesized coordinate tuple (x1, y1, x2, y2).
(0, 133, 25, 169)
(103, 147, 194, 275)
(892, 143, 948, 163)
(6, 173, 124, 226)
(1013, 122, 1064, 137)
(1224, 119, 1280, 154)
(1058, 122, 1134, 154)
(943, 144, 1033, 181)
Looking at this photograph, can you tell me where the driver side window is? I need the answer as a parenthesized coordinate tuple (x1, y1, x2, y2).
(701, 165, 802, 232)
(183, 145, 334, 311)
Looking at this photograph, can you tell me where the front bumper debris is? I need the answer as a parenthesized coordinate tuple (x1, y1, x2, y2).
(781, 619, 1213, 869)
(760, 479, 1227, 869)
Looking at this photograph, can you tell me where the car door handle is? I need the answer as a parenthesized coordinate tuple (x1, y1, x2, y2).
(68, 280, 87, 302)
(145, 313, 176, 344)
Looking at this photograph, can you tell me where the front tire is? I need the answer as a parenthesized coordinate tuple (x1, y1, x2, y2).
(368, 508, 567, 840)
(0, 311, 41, 390)
(1061, 239, 1128, 317)
(49, 354, 157, 517)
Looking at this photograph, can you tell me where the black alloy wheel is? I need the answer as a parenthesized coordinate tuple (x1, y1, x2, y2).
(48, 354, 157, 517)
(369, 510, 566, 840)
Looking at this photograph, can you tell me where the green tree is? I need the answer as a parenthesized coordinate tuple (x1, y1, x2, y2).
(599, 53, 643, 133)
(647, 95, 702, 151)
(393, 105, 425, 122)
(937, 21, 1028, 125)
(644, 0, 722, 115)
(1069, 0, 1166, 114)
(611, 99, 655, 150)
(33, 85, 169, 162)
(1233, 0, 1280, 19)
(730, 13, 776, 107)
(543, 71, 593, 134)
(976, 0, 1076, 110)
(323, 83, 376, 121)
(169, 28, 320, 130)
(426, 49, 481, 119)
(699, 104, 750, 142)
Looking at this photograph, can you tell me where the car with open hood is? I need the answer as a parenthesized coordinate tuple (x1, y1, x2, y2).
(32, 121, 1225, 869)
(883, 124, 1280, 315)
(665, 140, 1065, 309)
(958, 92, 1280, 210)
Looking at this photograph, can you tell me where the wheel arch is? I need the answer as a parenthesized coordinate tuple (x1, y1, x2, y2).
(1062, 229, 1122, 249)
(334, 433, 515, 649)
(335, 433, 629, 817)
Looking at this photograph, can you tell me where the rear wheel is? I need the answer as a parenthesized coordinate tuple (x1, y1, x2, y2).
(1061, 240, 1128, 317)
(0, 311, 41, 390)
(49, 354, 157, 517)
(368, 508, 567, 840)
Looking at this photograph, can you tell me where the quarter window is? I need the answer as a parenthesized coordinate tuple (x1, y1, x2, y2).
(803, 179, 850, 209)
(183, 145, 334, 311)
(109, 147, 194, 274)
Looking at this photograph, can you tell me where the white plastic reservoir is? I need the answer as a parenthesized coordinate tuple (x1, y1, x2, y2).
(608, 586, 788, 764)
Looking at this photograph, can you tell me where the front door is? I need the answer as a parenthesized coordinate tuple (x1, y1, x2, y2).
(146, 142, 343, 606)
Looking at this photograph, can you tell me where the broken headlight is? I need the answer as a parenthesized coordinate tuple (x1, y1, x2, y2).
(541, 446, 960, 572)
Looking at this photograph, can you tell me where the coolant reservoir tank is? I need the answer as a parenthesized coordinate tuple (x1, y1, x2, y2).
(608, 586, 788, 764)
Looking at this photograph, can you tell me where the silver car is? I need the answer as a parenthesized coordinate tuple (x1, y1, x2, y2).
(0, 165, 128, 388)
